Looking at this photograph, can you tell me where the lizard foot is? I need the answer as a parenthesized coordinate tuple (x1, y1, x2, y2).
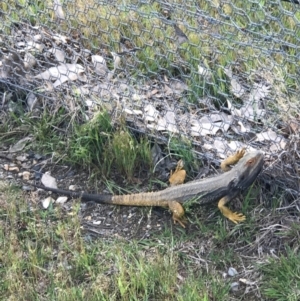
(227, 212, 246, 224)
(172, 215, 187, 228)
(168, 201, 186, 228)
(221, 148, 246, 171)
(235, 148, 246, 161)
(218, 197, 246, 224)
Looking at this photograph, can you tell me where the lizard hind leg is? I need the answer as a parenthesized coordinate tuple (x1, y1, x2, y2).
(169, 159, 186, 186)
(168, 201, 186, 228)
(217, 196, 246, 224)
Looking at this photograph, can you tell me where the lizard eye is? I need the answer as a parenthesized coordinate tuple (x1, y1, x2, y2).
(247, 159, 254, 165)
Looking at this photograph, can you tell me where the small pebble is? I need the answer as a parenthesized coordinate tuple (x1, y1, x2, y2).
(22, 171, 31, 181)
(228, 267, 238, 277)
(93, 221, 101, 225)
(22, 185, 35, 191)
(16, 155, 28, 162)
(230, 282, 239, 291)
(42, 197, 54, 209)
(56, 196, 68, 204)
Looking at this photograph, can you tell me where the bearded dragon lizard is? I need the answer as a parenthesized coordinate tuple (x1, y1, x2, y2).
(32, 149, 264, 227)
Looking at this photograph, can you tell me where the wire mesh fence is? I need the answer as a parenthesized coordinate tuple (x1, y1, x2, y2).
(0, 0, 299, 197)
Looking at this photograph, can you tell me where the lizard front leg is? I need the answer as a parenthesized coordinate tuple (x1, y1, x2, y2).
(221, 148, 246, 172)
(218, 148, 248, 223)
(217, 196, 246, 224)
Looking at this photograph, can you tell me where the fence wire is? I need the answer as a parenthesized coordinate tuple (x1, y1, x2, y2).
(0, 0, 299, 197)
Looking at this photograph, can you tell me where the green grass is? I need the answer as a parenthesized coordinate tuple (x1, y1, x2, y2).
(110, 129, 152, 180)
(1, 181, 298, 300)
(0, 182, 233, 301)
(0, 108, 152, 182)
(167, 136, 200, 177)
(67, 113, 153, 180)
(260, 249, 300, 301)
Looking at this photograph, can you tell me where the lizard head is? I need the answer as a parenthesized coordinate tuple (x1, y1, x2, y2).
(232, 150, 264, 190)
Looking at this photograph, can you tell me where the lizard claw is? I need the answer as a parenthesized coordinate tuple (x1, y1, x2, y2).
(228, 212, 246, 224)
(172, 215, 187, 228)
(235, 148, 246, 160)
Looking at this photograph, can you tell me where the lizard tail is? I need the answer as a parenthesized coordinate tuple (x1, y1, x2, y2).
(80, 192, 113, 203)
(33, 184, 113, 203)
